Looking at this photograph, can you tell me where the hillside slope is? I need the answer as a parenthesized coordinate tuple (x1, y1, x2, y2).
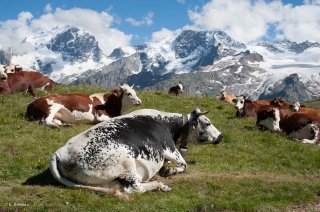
(0, 85, 319, 211)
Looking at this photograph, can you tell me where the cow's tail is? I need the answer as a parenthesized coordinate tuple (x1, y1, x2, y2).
(49, 153, 130, 199)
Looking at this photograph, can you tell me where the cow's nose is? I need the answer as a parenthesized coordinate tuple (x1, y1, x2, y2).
(136, 100, 142, 105)
(213, 134, 223, 144)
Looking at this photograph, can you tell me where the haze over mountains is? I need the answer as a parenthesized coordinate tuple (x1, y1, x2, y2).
(2, 25, 320, 102)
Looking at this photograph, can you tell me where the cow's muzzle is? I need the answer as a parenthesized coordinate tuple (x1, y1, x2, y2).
(213, 134, 223, 144)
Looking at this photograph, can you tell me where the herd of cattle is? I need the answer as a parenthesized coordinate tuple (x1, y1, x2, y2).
(0, 64, 319, 198)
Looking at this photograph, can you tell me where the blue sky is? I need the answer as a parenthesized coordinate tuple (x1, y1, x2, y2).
(0, 0, 319, 54)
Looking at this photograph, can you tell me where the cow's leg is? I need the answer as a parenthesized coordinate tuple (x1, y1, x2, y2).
(27, 84, 36, 97)
(44, 105, 63, 127)
(119, 177, 171, 193)
(95, 113, 111, 122)
(159, 149, 187, 177)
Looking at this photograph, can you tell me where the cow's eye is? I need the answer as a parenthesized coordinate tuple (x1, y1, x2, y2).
(206, 123, 211, 126)
(127, 93, 132, 96)
(241, 101, 244, 104)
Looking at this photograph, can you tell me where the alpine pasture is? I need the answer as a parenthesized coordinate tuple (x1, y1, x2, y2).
(0, 84, 319, 211)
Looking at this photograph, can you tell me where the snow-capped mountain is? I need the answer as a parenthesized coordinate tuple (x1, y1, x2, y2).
(4, 25, 320, 102)
(11, 25, 113, 82)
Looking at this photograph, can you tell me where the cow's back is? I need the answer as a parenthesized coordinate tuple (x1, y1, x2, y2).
(20, 71, 53, 90)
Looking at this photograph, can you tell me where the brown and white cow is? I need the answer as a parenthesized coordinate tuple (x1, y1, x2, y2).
(0, 68, 53, 97)
(168, 81, 184, 96)
(256, 108, 320, 144)
(0, 66, 35, 97)
(290, 101, 320, 115)
(233, 96, 291, 118)
(26, 84, 142, 127)
(219, 90, 236, 104)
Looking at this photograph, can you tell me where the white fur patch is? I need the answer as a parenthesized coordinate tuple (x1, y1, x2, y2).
(290, 124, 319, 144)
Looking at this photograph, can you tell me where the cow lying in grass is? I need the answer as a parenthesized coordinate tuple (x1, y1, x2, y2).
(256, 108, 320, 144)
(26, 84, 142, 127)
(49, 108, 223, 198)
(233, 95, 290, 118)
(0, 66, 53, 97)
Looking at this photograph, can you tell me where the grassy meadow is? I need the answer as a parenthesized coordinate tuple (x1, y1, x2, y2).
(0, 84, 320, 211)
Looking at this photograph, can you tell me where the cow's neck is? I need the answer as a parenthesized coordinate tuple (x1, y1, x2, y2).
(170, 114, 191, 147)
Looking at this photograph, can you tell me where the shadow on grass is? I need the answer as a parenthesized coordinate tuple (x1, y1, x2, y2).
(22, 168, 60, 186)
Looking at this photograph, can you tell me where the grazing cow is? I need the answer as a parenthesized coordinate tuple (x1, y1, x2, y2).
(219, 90, 236, 104)
(256, 108, 320, 144)
(26, 84, 142, 127)
(49, 108, 223, 198)
(168, 81, 184, 96)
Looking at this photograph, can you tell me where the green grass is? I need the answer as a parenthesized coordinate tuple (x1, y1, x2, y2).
(0, 84, 320, 211)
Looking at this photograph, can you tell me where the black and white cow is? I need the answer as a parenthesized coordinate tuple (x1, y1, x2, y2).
(50, 108, 223, 198)
(168, 81, 184, 96)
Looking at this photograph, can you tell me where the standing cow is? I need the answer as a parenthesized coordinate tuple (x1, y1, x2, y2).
(50, 108, 223, 198)
(26, 84, 142, 127)
(168, 81, 184, 96)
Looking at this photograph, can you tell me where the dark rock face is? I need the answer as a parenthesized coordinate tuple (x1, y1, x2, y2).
(46, 27, 103, 62)
(259, 74, 311, 102)
(109, 48, 127, 59)
(0, 50, 10, 64)
(72, 53, 141, 88)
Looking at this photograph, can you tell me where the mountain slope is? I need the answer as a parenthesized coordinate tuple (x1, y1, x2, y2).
(4, 25, 320, 102)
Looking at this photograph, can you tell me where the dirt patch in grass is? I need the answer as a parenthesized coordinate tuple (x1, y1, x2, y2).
(287, 203, 320, 212)
(153, 170, 320, 184)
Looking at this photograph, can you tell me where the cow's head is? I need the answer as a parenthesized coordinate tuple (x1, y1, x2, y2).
(233, 95, 247, 111)
(270, 97, 290, 109)
(177, 81, 184, 93)
(119, 83, 142, 112)
(290, 101, 301, 112)
(188, 108, 223, 144)
(256, 108, 281, 131)
(0, 65, 7, 81)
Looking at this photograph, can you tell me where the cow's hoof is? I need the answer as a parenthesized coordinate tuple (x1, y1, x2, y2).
(115, 191, 132, 200)
(160, 184, 171, 192)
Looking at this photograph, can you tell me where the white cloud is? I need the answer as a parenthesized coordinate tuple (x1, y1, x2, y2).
(151, 28, 180, 42)
(188, 0, 320, 43)
(126, 12, 154, 26)
(0, 7, 132, 55)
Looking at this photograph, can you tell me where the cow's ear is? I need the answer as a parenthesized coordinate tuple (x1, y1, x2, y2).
(301, 104, 306, 108)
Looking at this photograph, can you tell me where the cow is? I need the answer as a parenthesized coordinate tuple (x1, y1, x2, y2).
(168, 81, 184, 96)
(49, 108, 223, 199)
(0, 69, 53, 97)
(256, 108, 320, 144)
(233, 95, 276, 118)
(290, 101, 320, 115)
(233, 96, 291, 118)
(219, 90, 236, 104)
(253, 97, 290, 108)
(0, 71, 35, 97)
(26, 84, 142, 127)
